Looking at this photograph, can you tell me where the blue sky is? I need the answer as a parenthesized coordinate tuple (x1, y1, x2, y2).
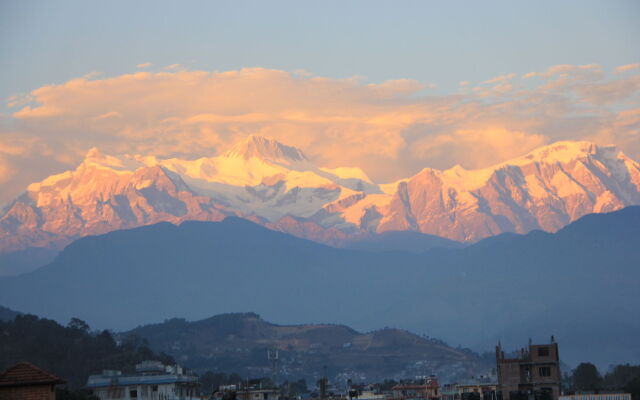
(1, 0, 638, 97)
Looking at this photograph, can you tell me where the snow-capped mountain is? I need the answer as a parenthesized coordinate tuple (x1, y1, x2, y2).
(1, 136, 639, 254)
(0, 149, 233, 252)
(320, 141, 640, 241)
(153, 135, 380, 221)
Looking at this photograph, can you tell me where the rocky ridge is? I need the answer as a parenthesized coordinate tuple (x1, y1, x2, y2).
(1, 136, 639, 254)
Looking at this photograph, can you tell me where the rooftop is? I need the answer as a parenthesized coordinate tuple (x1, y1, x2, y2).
(0, 362, 65, 387)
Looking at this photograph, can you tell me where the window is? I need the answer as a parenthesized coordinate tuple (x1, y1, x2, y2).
(538, 347, 549, 357)
(152, 385, 158, 392)
(130, 389, 138, 398)
(539, 367, 551, 377)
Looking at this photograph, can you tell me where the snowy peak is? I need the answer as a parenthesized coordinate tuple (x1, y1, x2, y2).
(222, 135, 308, 163)
(79, 147, 144, 172)
(2, 138, 640, 258)
(511, 141, 608, 166)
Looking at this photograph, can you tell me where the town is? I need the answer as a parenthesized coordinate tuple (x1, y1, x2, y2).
(1, 336, 637, 400)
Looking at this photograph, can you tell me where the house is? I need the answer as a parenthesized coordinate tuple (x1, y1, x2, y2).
(440, 377, 497, 400)
(559, 394, 631, 400)
(213, 381, 280, 400)
(236, 387, 280, 400)
(0, 362, 66, 400)
(86, 360, 199, 400)
(455, 380, 498, 400)
(389, 378, 440, 400)
(496, 338, 561, 400)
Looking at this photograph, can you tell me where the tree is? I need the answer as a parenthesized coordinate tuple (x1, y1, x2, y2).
(624, 377, 640, 400)
(572, 363, 601, 392)
(67, 318, 90, 333)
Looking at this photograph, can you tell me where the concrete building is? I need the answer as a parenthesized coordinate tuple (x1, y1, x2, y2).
(496, 338, 561, 400)
(236, 387, 280, 400)
(389, 378, 440, 400)
(86, 360, 199, 400)
(213, 382, 280, 400)
(440, 378, 498, 400)
(0, 362, 65, 400)
(456, 380, 498, 400)
(559, 395, 631, 400)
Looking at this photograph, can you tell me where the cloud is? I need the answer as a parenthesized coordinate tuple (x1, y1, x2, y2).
(137, 62, 152, 69)
(0, 131, 67, 203)
(615, 63, 640, 74)
(482, 73, 516, 84)
(2, 64, 639, 203)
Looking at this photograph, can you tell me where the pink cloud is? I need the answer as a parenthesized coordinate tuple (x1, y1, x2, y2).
(614, 63, 640, 74)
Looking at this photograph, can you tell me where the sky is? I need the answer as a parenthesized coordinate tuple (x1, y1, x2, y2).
(0, 0, 639, 204)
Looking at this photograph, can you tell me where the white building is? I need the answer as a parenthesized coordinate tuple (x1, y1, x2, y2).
(86, 360, 199, 400)
(560, 395, 631, 400)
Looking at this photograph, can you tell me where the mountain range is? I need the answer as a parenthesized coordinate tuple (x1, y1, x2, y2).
(0, 206, 638, 369)
(1, 136, 640, 275)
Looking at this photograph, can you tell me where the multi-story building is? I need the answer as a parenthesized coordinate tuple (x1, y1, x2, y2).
(496, 338, 561, 400)
(86, 360, 199, 400)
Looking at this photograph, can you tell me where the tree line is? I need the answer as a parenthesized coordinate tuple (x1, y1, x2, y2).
(567, 363, 640, 400)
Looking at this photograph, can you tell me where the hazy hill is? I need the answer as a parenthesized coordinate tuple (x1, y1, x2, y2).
(0, 305, 20, 321)
(342, 231, 463, 253)
(0, 207, 638, 369)
(126, 312, 489, 381)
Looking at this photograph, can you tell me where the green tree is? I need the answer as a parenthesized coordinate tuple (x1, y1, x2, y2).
(624, 377, 640, 400)
(67, 317, 90, 333)
(572, 363, 601, 392)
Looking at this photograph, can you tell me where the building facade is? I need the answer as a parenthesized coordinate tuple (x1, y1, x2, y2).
(496, 339, 561, 400)
(389, 378, 440, 400)
(441, 378, 498, 400)
(559, 395, 631, 400)
(86, 360, 199, 400)
(0, 362, 65, 400)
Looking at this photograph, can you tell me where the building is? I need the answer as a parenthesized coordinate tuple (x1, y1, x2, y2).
(456, 380, 498, 400)
(0, 362, 66, 400)
(496, 338, 561, 400)
(389, 378, 440, 400)
(440, 377, 498, 400)
(236, 387, 280, 400)
(86, 360, 199, 400)
(213, 382, 280, 400)
(559, 395, 631, 400)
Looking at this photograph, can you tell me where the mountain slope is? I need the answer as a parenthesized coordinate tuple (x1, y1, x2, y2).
(342, 231, 463, 253)
(0, 149, 233, 254)
(0, 207, 638, 368)
(1, 138, 639, 260)
(325, 141, 640, 241)
(125, 312, 489, 381)
(0, 305, 21, 321)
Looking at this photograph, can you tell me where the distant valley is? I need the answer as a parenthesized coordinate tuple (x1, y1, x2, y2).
(0, 206, 638, 369)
